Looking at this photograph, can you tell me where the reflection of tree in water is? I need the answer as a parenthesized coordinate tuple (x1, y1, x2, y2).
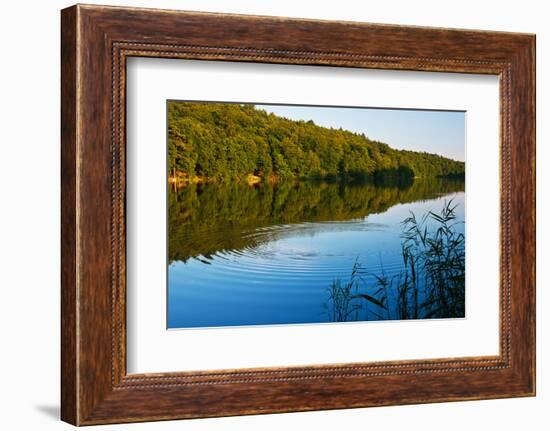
(168, 177, 464, 263)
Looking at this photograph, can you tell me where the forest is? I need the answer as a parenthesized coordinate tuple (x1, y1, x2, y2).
(168, 102, 465, 184)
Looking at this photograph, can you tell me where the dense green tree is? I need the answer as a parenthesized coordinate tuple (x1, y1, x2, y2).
(168, 102, 465, 183)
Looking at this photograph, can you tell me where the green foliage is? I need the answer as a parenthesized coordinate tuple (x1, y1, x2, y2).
(168, 102, 465, 182)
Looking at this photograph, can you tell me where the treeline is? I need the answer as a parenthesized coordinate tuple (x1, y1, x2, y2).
(168, 102, 465, 183)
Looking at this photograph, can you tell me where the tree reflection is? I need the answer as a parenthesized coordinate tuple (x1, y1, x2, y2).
(168, 178, 465, 263)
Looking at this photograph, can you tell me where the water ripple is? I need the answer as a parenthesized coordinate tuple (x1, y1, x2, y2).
(168, 185, 466, 328)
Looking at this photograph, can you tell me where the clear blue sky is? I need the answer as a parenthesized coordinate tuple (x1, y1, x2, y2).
(257, 104, 465, 162)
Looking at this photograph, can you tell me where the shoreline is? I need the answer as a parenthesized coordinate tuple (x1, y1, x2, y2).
(169, 173, 269, 187)
(168, 171, 465, 188)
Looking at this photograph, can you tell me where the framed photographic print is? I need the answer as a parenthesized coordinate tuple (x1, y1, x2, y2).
(61, 4, 536, 425)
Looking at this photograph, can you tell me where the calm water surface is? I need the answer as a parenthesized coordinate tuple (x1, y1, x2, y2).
(168, 179, 465, 329)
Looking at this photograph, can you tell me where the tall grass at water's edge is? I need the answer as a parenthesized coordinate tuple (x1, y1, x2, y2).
(325, 200, 465, 322)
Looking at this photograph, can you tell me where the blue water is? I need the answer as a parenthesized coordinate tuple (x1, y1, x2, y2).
(167, 182, 465, 329)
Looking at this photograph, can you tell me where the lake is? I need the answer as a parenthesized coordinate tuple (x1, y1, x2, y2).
(167, 178, 465, 329)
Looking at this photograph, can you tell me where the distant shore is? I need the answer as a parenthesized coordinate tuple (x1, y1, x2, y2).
(168, 170, 464, 189)
(169, 172, 267, 187)
(168, 103, 465, 189)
